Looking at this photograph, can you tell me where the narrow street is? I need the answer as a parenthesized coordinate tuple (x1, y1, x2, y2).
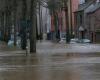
(0, 0, 99, 80)
(0, 41, 100, 80)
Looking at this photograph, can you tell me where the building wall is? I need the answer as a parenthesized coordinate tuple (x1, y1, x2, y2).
(76, 11, 85, 38)
(71, 0, 79, 33)
(75, 0, 96, 39)
(87, 8, 100, 42)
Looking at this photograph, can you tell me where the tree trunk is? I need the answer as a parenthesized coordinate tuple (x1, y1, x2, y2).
(65, 7, 70, 43)
(1, 12, 5, 41)
(54, 13, 59, 41)
(63, 0, 70, 43)
(21, 0, 27, 49)
(30, 0, 36, 53)
(39, 2, 43, 40)
(4, 0, 11, 42)
(13, 0, 17, 46)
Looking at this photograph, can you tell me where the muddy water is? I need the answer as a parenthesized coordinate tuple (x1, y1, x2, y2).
(0, 53, 100, 80)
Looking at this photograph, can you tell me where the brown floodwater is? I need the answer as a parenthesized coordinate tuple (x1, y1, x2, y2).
(0, 53, 100, 80)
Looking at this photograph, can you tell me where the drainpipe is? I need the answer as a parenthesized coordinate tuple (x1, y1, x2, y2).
(69, 0, 72, 38)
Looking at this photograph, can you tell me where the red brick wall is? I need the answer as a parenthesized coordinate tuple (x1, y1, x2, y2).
(91, 9, 100, 30)
(88, 8, 100, 42)
(71, 0, 79, 32)
(51, 15, 55, 32)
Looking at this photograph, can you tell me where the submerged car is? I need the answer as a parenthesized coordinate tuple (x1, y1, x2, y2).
(8, 36, 21, 48)
(77, 39, 91, 43)
(70, 38, 79, 43)
(59, 38, 66, 43)
(70, 38, 91, 43)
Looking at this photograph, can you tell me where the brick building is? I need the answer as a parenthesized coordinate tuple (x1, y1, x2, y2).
(86, 2, 100, 43)
(75, 0, 94, 38)
(74, 0, 100, 43)
(71, 0, 79, 35)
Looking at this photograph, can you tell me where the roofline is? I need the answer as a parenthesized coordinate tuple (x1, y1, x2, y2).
(73, 10, 84, 13)
(87, 7, 100, 14)
(75, 0, 95, 12)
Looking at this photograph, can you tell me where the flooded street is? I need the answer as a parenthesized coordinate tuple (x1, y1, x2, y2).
(0, 42, 100, 80)
(0, 0, 99, 79)
(0, 52, 100, 80)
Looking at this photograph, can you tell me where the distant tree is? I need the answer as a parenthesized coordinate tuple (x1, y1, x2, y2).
(46, 0, 63, 41)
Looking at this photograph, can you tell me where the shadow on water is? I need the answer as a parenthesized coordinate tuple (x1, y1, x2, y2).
(52, 52, 100, 57)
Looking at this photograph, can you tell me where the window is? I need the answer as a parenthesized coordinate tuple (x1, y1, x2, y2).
(96, 0, 100, 2)
(80, 15, 82, 24)
(79, 0, 85, 4)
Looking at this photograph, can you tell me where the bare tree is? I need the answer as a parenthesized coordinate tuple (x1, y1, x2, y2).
(20, 0, 27, 49)
(46, 0, 63, 41)
(13, 0, 17, 46)
(29, 0, 37, 53)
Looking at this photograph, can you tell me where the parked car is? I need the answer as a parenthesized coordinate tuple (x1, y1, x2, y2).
(70, 38, 91, 43)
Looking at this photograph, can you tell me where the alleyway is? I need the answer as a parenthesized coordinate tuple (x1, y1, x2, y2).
(0, 41, 100, 80)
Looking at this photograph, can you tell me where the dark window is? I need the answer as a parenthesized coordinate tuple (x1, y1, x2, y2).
(80, 15, 82, 25)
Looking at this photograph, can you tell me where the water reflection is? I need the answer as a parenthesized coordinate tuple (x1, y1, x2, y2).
(0, 53, 100, 80)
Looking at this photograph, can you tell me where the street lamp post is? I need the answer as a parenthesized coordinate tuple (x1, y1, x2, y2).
(79, 26, 84, 39)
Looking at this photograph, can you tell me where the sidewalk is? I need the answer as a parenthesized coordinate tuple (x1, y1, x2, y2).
(36, 40, 100, 54)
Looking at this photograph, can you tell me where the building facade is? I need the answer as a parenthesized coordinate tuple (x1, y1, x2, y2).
(75, 0, 94, 39)
(71, 0, 79, 37)
(86, 2, 100, 43)
(75, 0, 100, 43)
